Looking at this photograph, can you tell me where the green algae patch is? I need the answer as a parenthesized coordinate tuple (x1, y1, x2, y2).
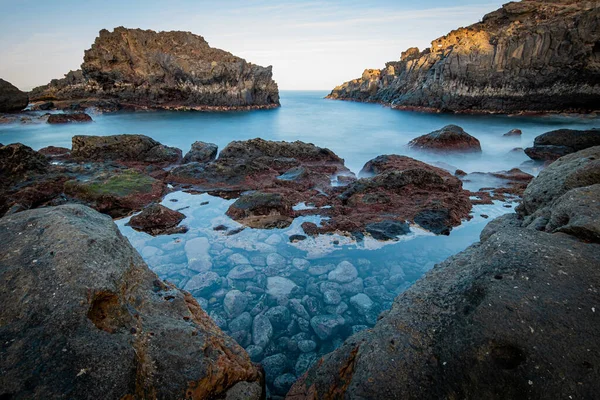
(64, 169, 165, 217)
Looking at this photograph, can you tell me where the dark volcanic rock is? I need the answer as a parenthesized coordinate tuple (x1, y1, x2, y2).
(287, 146, 600, 399)
(47, 113, 92, 124)
(30, 27, 280, 110)
(72, 134, 182, 164)
(0, 78, 28, 112)
(327, 1, 600, 114)
(127, 203, 187, 235)
(183, 141, 218, 164)
(226, 192, 293, 229)
(408, 125, 481, 153)
(0, 204, 263, 400)
(0, 143, 48, 184)
(503, 129, 522, 137)
(365, 220, 410, 240)
(524, 128, 600, 161)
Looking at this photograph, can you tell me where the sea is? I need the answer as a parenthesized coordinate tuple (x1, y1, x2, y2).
(2, 90, 598, 395)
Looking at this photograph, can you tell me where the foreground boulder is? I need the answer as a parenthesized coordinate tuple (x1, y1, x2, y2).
(288, 147, 600, 399)
(72, 134, 182, 164)
(408, 125, 481, 153)
(30, 27, 280, 110)
(0, 78, 28, 112)
(326, 1, 600, 113)
(0, 205, 263, 399)
(524, 128, 600, 161)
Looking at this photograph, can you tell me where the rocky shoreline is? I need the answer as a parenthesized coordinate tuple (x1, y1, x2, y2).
(2, 125, 599, 398)
(327, 0, 600, 114)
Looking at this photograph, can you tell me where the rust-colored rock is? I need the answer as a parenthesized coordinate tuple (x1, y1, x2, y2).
(127, 203, 188, 235)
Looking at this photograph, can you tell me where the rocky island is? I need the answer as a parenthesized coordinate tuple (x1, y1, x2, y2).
(327, 0, 600, 114)
(29, 27, 280, 111)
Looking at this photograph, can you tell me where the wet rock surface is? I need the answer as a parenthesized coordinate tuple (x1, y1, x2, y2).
(126, 203, 187, 235)
(287, 146, 600, 399)
(326, 1, 600, 114)
(0, 78, 28, 112)
(183, 141, 218, 164)
(30, 27, 280, 111)
(408, 125, 481, 153)
(72, 134, 182, 164)
(525, 128, 600, 161)
(47, 112, 92, 124)
(0, 204, 263, 399)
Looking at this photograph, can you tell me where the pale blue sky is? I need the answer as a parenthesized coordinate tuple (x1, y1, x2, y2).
(0, 0, 505, 91)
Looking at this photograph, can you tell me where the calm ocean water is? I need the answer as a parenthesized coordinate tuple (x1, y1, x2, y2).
(3, 91, 598, 393)
(2, 90, 598, 174)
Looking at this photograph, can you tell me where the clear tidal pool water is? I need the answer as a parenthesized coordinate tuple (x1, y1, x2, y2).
(2, 91, 598, 396)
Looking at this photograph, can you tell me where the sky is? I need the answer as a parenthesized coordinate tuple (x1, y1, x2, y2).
(0, 0, 506, 91)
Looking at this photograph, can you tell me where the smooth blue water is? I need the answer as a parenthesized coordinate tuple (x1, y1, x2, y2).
(3, 91, 598, 395)
(2, 91, 598, 174)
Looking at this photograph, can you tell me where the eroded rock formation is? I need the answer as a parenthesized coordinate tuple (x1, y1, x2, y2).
(327, 0, 600, 114)
(30, 27, 280, 111)
(0, 204, 263, 399)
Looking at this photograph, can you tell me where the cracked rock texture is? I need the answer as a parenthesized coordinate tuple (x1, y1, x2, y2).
(327, 0, 600, 113)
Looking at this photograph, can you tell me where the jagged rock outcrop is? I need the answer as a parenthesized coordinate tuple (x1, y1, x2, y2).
(30, 27, 280, 111)
(524, 128, 600, 161)
(327, 0, 600, 114)
(72, 134, 182, 164)
(287, 146, 600, 399)
(0, 204, 264, 399)
(0, 78, 28, 112)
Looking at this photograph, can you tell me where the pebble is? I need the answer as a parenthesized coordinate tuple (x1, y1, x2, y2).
(328, 261, 358, 283)
(323, 290, 342, 305)
(252, 314, 273, 348)
(229, 312, 252, 333)
(310, 314, 345, 340)
(224, 290, 248, 318)
(297, 340, 317, 353)
(267, 277, 298, 300)
(350, 293, 375, 316)
(227, 264, 257, 280)
(261, 353, 288, 383)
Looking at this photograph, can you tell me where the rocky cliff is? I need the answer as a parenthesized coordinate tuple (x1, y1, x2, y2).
(327, 0, 600, 114)
(287, 145, 600, 399)
(30, 27, 280, 110)
(0, 78, 28, 112)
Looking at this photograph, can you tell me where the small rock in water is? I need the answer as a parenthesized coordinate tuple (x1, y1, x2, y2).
(297, 340, 317, 353)
(229, 312, 252, 333)
(245, 345, 264, 362)
(310, 314, 345, 340)
(261, 353, 288, 383)
(267, 277, 298, 301)
(365, 220, 410, 240)
(213, 224, 228, 231)
(227, 264, 257, 280)
(267, 253, 287, 268)
(289, 299, 311, 320)
(264, 306, 291, 329)
(183, 271, 221, 297)
(185, 237, 212, 272)
(289, 234, 307, 243)
(292, 258, 310, 271)
(323, 290, 342, 305)
(228, 253, 251, 265)
(224, 290, 248, 318)
(328, 261, 358, 283)
(503, 128, 523, 137)
(350, 293, 375, 315)
(308, 264, 335, 276)
(252, 314, 273, 348)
